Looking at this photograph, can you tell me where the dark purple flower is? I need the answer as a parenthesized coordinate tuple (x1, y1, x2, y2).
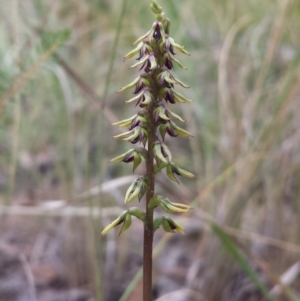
(164, 90, 175, 104)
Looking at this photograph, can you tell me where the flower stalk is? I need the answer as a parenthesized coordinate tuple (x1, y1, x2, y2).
(101, 1, 195, 300)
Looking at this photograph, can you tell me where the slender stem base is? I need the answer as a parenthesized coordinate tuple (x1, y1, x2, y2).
(143, 103, 156, 301)
(143, 206, 154, 301)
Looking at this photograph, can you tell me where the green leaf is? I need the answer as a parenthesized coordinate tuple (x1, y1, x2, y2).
(212, 224, 278, 301)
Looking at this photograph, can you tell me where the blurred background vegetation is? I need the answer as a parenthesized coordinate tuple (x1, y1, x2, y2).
(1, 0, 300, 301)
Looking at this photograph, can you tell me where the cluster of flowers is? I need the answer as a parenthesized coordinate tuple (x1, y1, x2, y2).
(102, 1, 194, 236)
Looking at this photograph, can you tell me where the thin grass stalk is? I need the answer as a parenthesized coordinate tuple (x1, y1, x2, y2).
(92, 1, 128, 300)
(7, 0, 21, 205)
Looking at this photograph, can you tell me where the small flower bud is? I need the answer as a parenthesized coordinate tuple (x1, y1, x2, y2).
(162, 18, 170, 35)
(116, 127, 148, 145)
(149, 22, 165, 45)
(160, 88, 175, 104)
(130, 53, 157, 72)
(154, 141, 171, 165)
(130, 74, 151, 93)
(114, 150, 142, 173)
(164, 57, 173, 70)
(159, 122, 177, 140)
(124, 176, 147, 204)
(150, 0, 163, 14)
(129, 115, 147, 130)
(154, 106, 169, 122)
(148, 54, 158, 70)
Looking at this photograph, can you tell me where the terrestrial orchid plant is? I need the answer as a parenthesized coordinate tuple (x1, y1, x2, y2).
(101, 1, 194, 300)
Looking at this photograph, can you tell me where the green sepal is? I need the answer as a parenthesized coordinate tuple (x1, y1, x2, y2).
(170, 162, 195, 179)
(162, 218, 173, 233)
(172, 88, 193, 103)
(154, 142, 169, 165)
(168, 37, 190, 55)
(110, 149, 135, 163)
(118, 77, 140, 92)
(154, 162, 167, 174)
(148, 54, 158, 70)
(159, 198, 191, 213)
(173, 77, 189, 88)
(173, 165, 195, 178)
(133, 31, 150, 45)
(161, 143, 172, 161)
(119, 214, 132, 235)
(163, 217, 185, 234)
(125, 91, 144, 104)
(139, 90, 154, 106)
(166, 164, 179, 183)
(129, 207, 146, 221)
(138, 147, 148, 160)
(158, 107, 170, 121)
(124, 180, 138, 204)
(159, 123, 168, 140)
(158, 71, 189, 88)
(132, 152, 142, 172)
(112, 115, 137, 127)
(153, 216, 164, 231)
(168, 52, 187, 70)
(113, 129, 135, 139)
(168, 110, 185, 122)
(123, 128, 141, 141)
(171, 121, 193, 137)
(148, 196, 161, 209)
(101, 210, 128, 236)
(130, 54, 149, 69)
(172, 77, 189, 88)
(124, 42, 144, 61)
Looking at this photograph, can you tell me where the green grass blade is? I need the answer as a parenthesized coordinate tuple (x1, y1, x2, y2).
(212, 224, 278, 301)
